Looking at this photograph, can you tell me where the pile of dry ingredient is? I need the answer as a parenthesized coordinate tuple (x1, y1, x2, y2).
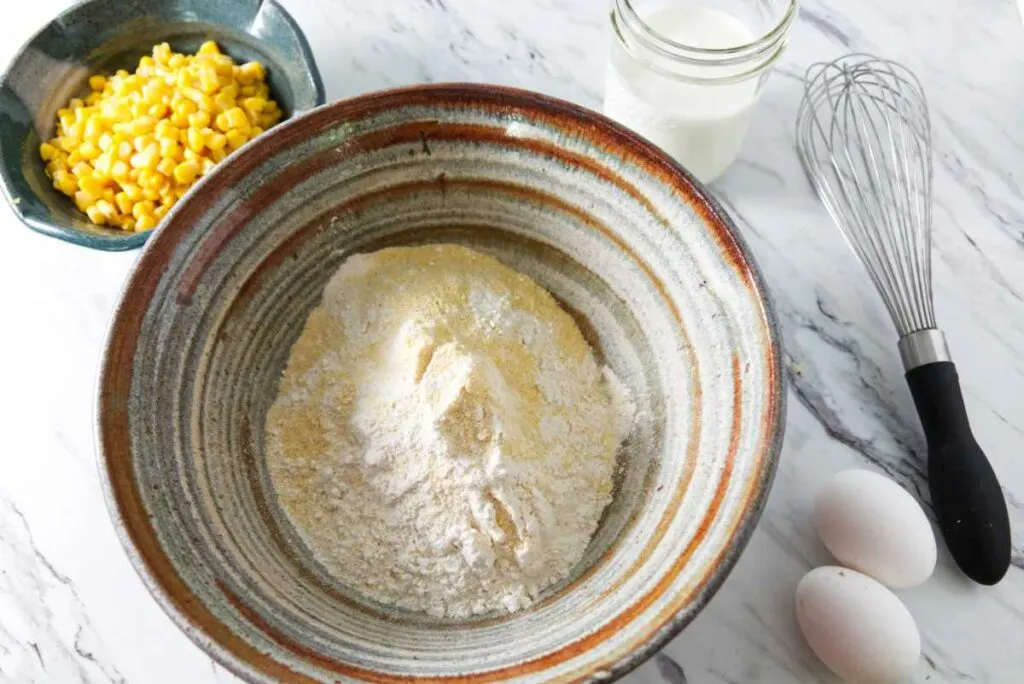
(265, 244, 633, 618)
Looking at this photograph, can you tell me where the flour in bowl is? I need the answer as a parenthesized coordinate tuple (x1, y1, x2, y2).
(265, 244, 633, 618)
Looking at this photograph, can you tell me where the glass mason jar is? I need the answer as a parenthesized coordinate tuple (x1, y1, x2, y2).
(604, 0, 797, 183)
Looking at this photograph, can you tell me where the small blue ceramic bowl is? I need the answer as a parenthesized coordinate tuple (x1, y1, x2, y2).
(0, 0, 324, 251)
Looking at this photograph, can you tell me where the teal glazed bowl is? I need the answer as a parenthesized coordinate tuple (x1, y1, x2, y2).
(98, 84, 784, 681)
(0, 0, 324, 251)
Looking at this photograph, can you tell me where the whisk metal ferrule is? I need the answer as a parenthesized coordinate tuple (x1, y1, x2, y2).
(898, 328, 951, 370)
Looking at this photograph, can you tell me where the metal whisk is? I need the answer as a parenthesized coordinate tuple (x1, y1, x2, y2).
(796, 54, 1010, 585)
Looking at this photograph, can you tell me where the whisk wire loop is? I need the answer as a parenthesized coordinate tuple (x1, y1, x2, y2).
(796, 54, 936, 336)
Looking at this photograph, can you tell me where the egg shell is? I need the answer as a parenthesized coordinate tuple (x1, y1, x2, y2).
(796, 566, 921, 683)
(814, 469, 936, 588)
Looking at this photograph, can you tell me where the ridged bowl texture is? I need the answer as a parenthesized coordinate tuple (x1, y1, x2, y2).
(97, 84, 784, 682)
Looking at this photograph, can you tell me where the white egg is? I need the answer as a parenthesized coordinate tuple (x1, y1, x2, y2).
(796, 566, 921, 683)
(814, 469, 936, 588)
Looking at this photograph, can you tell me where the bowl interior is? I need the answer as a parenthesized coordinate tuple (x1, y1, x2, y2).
(0, 0, 323, 250)
(98, 86, 782, 682)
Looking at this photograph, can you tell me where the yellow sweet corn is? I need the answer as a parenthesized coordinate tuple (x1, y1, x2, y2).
(224, 107, 249, 131)
(205, 131, 227, 152)
(156, 156, 178, 177)
(173, 160, 199, 185)
(225, 129, 247, 150)
(40, 41, 280, 231)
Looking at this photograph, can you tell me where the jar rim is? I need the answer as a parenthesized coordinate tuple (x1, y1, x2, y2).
(615, 0, 798, 58)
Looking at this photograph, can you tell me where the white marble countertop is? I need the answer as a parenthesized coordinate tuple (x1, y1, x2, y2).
(2, 0, 1022, 682)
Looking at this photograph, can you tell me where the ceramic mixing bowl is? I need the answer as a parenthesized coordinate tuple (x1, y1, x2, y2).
(97, 84, 784, 682)
(0, 0, 324, 251)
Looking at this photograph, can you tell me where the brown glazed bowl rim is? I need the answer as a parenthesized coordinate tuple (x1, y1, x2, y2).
(96, 83, 785, 682)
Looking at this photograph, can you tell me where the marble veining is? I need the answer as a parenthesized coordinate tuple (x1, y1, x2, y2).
(2, 0, 1022, 681)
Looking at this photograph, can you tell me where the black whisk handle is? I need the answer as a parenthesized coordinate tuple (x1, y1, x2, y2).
(905, 361, 1011, 585)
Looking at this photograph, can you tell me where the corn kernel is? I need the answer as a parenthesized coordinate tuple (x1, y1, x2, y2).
(136, 214, 157, 231)
(79, 140, 101, 160)
(130, 143, 159, 171)
(249, 126, 263, 138)
(84, 117, 104, 141)
(111, 161, 130, 182)
(93, 153, 113, 179)
(198, 40, 221, 55)
(123, 183, 143, 201)
(181, 86, 203, 104)
(211, 58, 234, 78)
(225, 129, 247, 150)
(210, 147, 227, 163)
(155, 120, 179, 141)
(147, 102, 170, 119)
(142, 187, 161, 201)
(186, 127, 206, 153)
(88, 74, 107, 91)
(95, 198, 117, 218)
(205, 131, 227, 151)
(156, 156, 177, 177)
(198, 67, 219, 94)
(188, 110, 211, 128)
(132, 117, 156, 136)
(80, 174, 106, 196)
(237, 61, 264, 85)
(172, 160, 199, 184)
(74, 190, 93, 211)
(214, 90, 235, 112)
(132, 200, 155, 219)
(39, 142, 57, 161)
(56, 176, 78, 195)
(201, 158, 216, 176)
(174, 98, 198, 117)
(115, 191, 133, 214)
(241, 96, 266, 114)
(223, 107, 248, 130)
(156, 132, 175, 153)
(141, 171, 166, 191)
(85, 205, 107, 225)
